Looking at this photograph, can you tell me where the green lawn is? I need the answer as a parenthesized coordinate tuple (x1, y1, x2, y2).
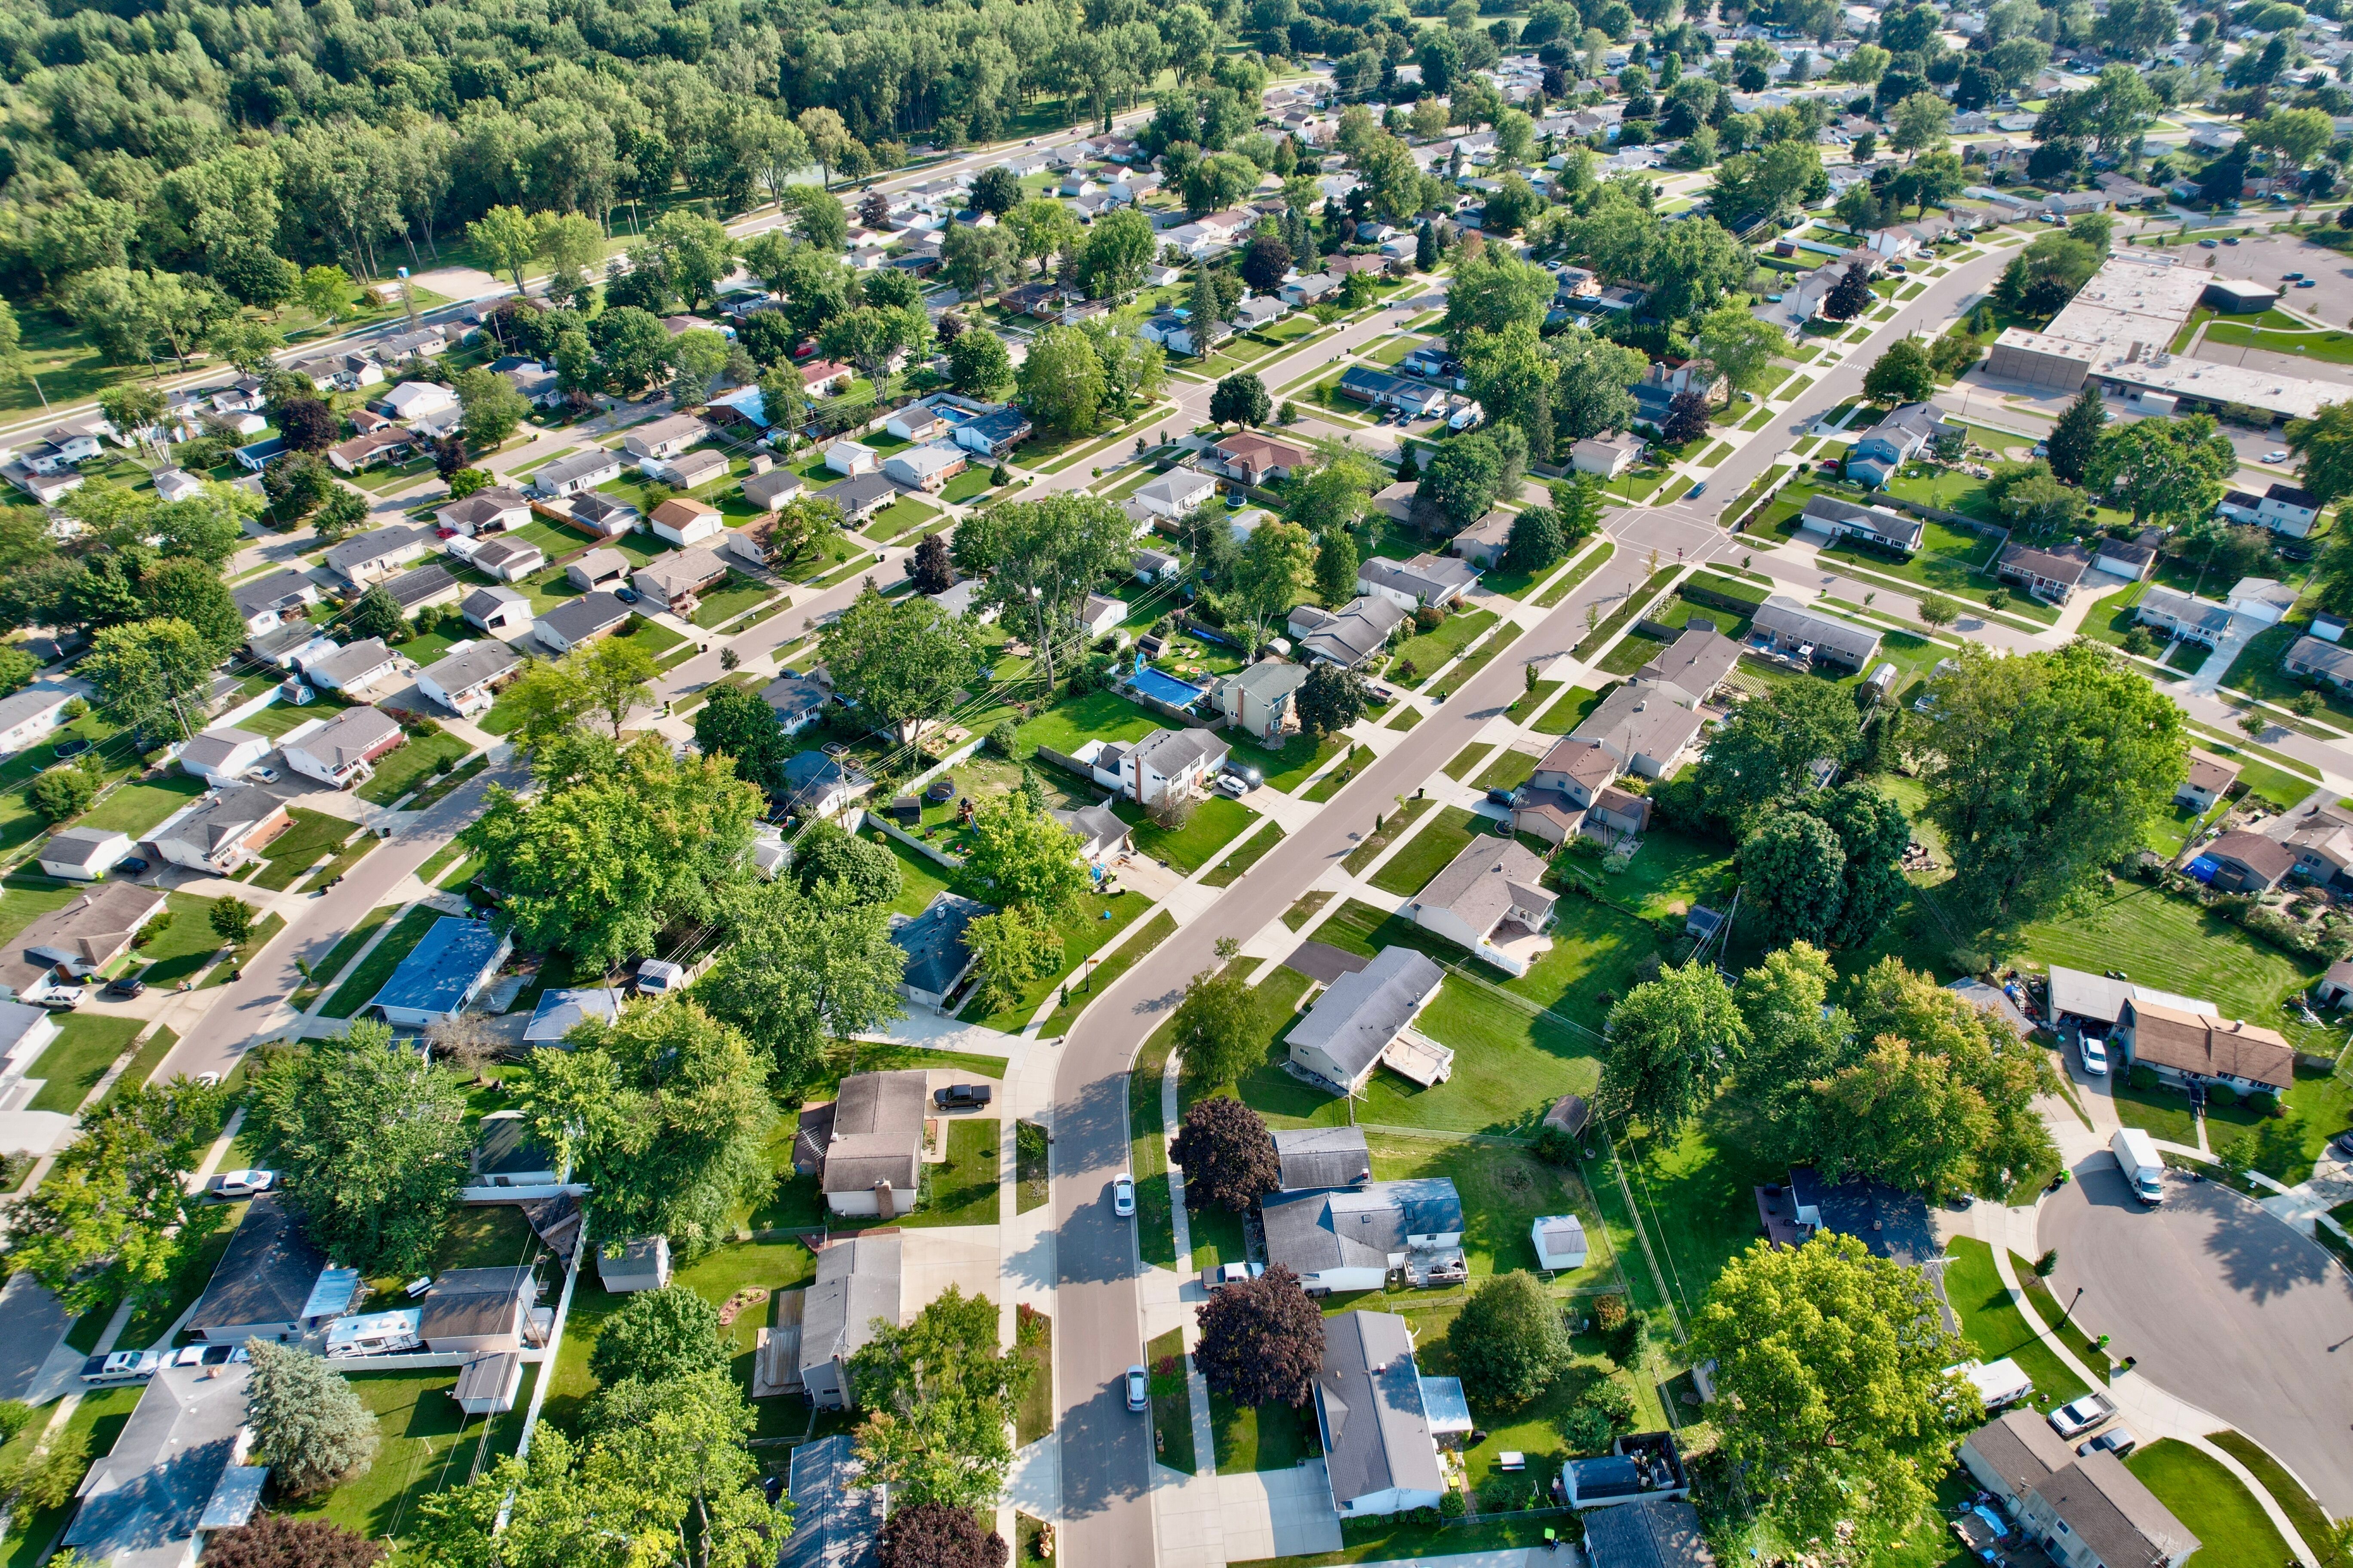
(1037, 910, 1176, 1038)
(879, 831, 957, 918)
(956, 889, 1150, 1031)
(1368, 805, 1486, 898)
(246, 806, 360, 891)
(0, 874, 82, 946)
(1475, 749, 1539, 794)
(292, 901, 397, 1009)
(909, 1117, 1000, 1228)
(128, 892, 236, 987)
(1227, 730, 1345, 795)
(355, 730, 476, 806)
(26, 1013, 144, 1113)
(1211, 1391, 1323, 1475)
(1203, 821, 1283, 888)
(78, 772, 207, 836)
(1429, 621, 1523, 700)
(2113, 1075, 2201, 1144)
(98, 1024, 178, 1105)
(1389, 609, 1499, 689)
(2125, 1439, 2295, 1566)
(1117, 794, 1256, 874)
(1942, 1238, 2090, 1411)
(285, 1367, 534, 1545)
(2205, 1429, 2350, 1568)
(1147, 1327, 1196, 1474)
(1302, 744, 1373, 803)
(321, 904, 443, 1019)
(2211, 1063, 2353, 1186)
(0, 1385, 141, 1568)
(1338, 798, 1433, 876)
(1532, 686, 1609, 736)
(688, 572, 779, 629)
(1373, 1132, 1616, 1288)
(1013, 690, 1162, 759)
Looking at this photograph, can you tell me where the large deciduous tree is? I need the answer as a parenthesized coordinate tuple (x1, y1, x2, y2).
(1596, 959, 1750, 1132)
(1686, 679, 1861, 832)
(1918, 642, 2185, 918)
(83, 617, 215, 741)
(1690, 1234, 1975, 1556)
(697, 877, 907, 1095)
(1740, 785, 1910, 950)
(852, 1285, 1032, 1510)
(2086, 413, 2237, 529)
(1447, 1270, 1576, 1407)
(516, 998, 773, 1260)
(589, 1285, 732, 1388)
(818, 583, 985, 748)
(1192, 1265, 1324, 1408)
(1861, 338, 1936, 406)
(249, 1020, 469, 1276)
(957, 493, 1134, 689)
(1169, 1096, 1282, 1213)
(1296, 661, 1370, 737)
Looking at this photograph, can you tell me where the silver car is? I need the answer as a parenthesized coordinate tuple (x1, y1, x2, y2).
(2048, 1392, 2116, 1439)
(1125, 1365, 1150, 1412)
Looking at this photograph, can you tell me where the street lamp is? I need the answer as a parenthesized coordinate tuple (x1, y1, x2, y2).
(2057, 1285, 2084, 1330)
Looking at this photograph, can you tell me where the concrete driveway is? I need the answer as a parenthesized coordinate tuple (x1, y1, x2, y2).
(2039, 1162, 2353, 1511)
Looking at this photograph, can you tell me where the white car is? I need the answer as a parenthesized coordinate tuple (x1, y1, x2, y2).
(1215, 774, 1249, 798)
(243, 766, 280, 784)
(2078, 1034, 2108, 1076)
(2264, 450, 2289, 463)
(216, 1168, 275, 1197)
(1125, 1364, 1150, 1412)
(1112, 1173, 1136, 1218)
(2048, 1392, 2117, 1439)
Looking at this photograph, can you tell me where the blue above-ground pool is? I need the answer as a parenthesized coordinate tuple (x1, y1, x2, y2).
(1129, 665, 1208, 710)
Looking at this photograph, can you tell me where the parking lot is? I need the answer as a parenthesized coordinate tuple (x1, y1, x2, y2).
(2201, 230, 2353, 329)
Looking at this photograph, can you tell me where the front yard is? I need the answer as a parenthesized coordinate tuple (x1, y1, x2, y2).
(1389, 609, 1499, 689)
(1116, 794, 1257, 874)
(355, 731, 475, 806)
(1368, 805, 1486, 898)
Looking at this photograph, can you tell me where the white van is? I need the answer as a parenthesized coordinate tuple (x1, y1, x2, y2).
(2111, 1127, 2165, 1205)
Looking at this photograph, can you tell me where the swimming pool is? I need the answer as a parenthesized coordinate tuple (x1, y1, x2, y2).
(1130, 665, 1208, 710)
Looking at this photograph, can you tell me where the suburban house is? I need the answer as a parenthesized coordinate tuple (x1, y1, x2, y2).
(1131, 468, 1218, 520)
(649, 497, 725, 547)
(1573, 684, 1706, 778)
(1996, 541, 2097, 605)
(1310, 1310, 1464, 1518)
(283, 706, 406, 789)
(369, 916, 513, 1027)
(463, 587, 533, 637)
(1516, 738, 1635, 846)
(890, 891, 988, 1011)
(633, 548, 729, 614)
(1053, 802, 1131, 862)
(800, 1233, 902, 1408)
(524, 984, 626, 1046)
(1338, 367, 1448, 418)
(0, 690, 74, 757)
(795, 1070, 927, 1218)
(532, 448, 624, 498)
(2218, 481, 2324, 537)
(1206, 432, 1312, 486)
(1409, 835, 1557, 978)
(657, 448, 730, 491)
(62, 1364, 266, 1568)
(2285, 634, 2353, 692)
(2192, 830, 2298, 893)
(2227, 576, 2300, 628)
(1273, 1125, 1373, 1192)
(326, 427, 419, 475)
(2177, 749, 2240, 812)
(1842, 402, 1962, 487)
(176, 727, 271, 786)
(1635, 628, 1741, 708)
(826, 439, 880, 477)
(326, 523, 434, 587)
(798, 359, 854, 398)
(818, 472, 899, 523)
(1583, 1499, 1720, 1568)
(231, 569, 320, 635)
(567, 550, 630, 592)
(1570, 431, 1646, 478)
(146, 784, 292, 876)
(470, 537, 545, 583)
(1212, 660, 1309, 742)
(1103, 727, 1230, 807)
(781, 1435, 886, 1568)
(2278, 797, 2353, 886)
(379, 380, 459, 428)
(883, 443, 966, 492)
(2136, 586, 2233, 648)
(435, 487, 532, 536)
(1751, 595, 1883, 670)
(1960, 1412, 2198, 1568)
(1799, 494, 1925, 555)
(743, 467, 806, 511)
(1357, 554, 1476, 611)
(471, 1112, 561, 1188)
(783, 750, 872, 818)
(1264, 1178, 1466, 1294)
(1286, 945, 1448, 1096)
(1081, 593, 1127, 638)
(623, 414, 710, 463)
(760, 672, 830, 734)
(535, 593, 634, 654)
(2113, 998, 2294, 1095)
(383, 562, 464, 617)
(418, 639, 523, 717)
(301, 639, 402, 698)
(0, 882, 165, 1002)
(186, 1193, 338, 1344)
(1288, 597, 1408, 668)
(34, 826, 132, 882)
(1449, 510, 1513, 569)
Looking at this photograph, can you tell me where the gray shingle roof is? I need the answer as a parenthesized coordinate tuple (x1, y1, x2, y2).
(64, 1365, 258, 1568)
(1313, 1310, 1446, 1508)
(1582, 1495, 1718, 1568)
(800, 1233, 902, 1381)
(187, 1193, 326, 1335)
(421, 639, 522, 696)
(1288, 945, 1445, 1082)
(1273, 1125, 1372, 1191)
(1264, 1178, 1462, 1275)
(817, 1070, 927, 1196)
(1413, 834, 1555, 936)
(889, 891, 987, 997)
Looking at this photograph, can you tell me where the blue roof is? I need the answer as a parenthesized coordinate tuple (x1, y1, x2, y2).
(372, 916, 505, 1017)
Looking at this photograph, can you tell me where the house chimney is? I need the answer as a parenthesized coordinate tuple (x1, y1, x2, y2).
(875, 1181, 895, 1221)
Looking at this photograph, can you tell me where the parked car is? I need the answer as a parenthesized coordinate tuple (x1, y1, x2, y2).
(1200, 1261, 1266, 1292)
(244, 766, 280, 784)
(2299, 279, 2319, 288)
(2285, 271, 2305, 280)
(2048, 1392, 2116, 1439)
(34, 989, 81, 1012)
(614, 587, 639, 604)
(112, 857, 148, 878)
(2078, 1033, 2108, 1076)
(216, 1168, 276, 1198)
(1485, 787, 1519, 807)
(2199, 238, 2220, 247)
(1215, 774, 1249, 798)
(80, 1350, 160, 1385)
(2264, 450, 2290, 463)
(1125, 1364, 1150, 1412)
(168, 1344, 238, 1369)
(2078, 1426, 2138, 1459)
(1112, 1172, 1136, 1218)
(933, 1083, 993, 1110)
(103, 976, 145, 999)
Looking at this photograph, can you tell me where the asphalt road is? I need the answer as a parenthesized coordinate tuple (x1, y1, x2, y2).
(2040, 1164, 2353, 1513)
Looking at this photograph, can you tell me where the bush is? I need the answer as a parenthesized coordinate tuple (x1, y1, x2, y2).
(2127, 1064, 2160, 1091)
(1413, 605, 1445, 631)
(2244, 1089, 2281, 1117)
(59, 698, 87, 722)
(1582, 1378, 1637, 1431)
(1440, 1490, 1466, 1518)
(988, 719, 1019, 756)
(27, 764, 96, 823)
(1563, 1402, 1616, 1454)
(2205, 1083, 2239, 1109)
(1531, 1125, 1578, 1166)
(1592, 1294, 1628, 1334)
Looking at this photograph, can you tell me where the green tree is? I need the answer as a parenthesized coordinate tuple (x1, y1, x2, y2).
(208, 895, 257, 947)
(1552, 329, 1648, 444)
(964, 904, 1062, 1014)
(348, 584, 407, 644)
(818, 583, 985, 748)
(947, 328, 1014, 400)
(590, 1285, 732, 1388)
(1690, 1233, 1974, 1557)
(2086, 412, 2237, 528)
(1284, 442, 1384, 536)
(1861, 338, 1936, 406)
(1442, 245, 1557, 338)
(1418, 433, 1508, 531)
(1732, 942, 1852, 1160)
(460, 735, 762, 969)
(692, 684, 793, 795)
(1447, 1270, 1577, 1406)
(1210, 372, 1271, 427)
(26, 763, 96, 824)
(1080, 207, 1157, 298)
(517, 998, 773, 1259)
(1168, 1095, 1280, 1212)
(249, 1020, 470, 1276)
(957, 493, 1135, 689)
(1739, 810, 1849, 949)
(1502, 506, 1566, 574)
(4, 1078, 229, 1315)
(851, 1286, 1032, 1508)
(1172, 947, 1261, 1087)
(244, 1339, 380, 1496)
(1919, 642, 2186, 917)
(1016, 324, 1107, 434)
(1889, 91, 1954, 156)
(1225, 517, 1317, 652)
(467, 204, 544, 292)
(1693, 305, 1786, 409)
(1596, 959, 1750, 1132)
(453, 365, 530, 452)
(2285, 398, 2353, 509)
(297, 264, 352, 324)
(960, 795, 1090, 915)
(577, 637, 658, 738)
(697, 877, 908, 1094)
(1689, 678, 1861, 830)
(83, 617, 215, 741)
(1313, 525, 1361, 603)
